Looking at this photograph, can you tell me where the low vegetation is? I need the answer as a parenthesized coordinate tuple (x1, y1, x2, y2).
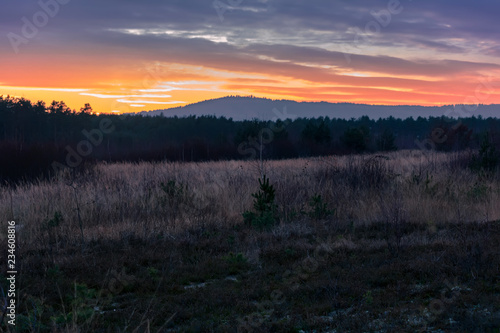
(1, 150, 499, 332)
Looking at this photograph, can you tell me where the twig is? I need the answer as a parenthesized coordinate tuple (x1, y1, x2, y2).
(67, 183, 85, 252)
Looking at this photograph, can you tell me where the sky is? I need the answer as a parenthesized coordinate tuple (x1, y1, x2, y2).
(1, 0, 500, 114)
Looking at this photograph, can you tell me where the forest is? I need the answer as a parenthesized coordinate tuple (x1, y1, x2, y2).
(1, 95, 499, 183)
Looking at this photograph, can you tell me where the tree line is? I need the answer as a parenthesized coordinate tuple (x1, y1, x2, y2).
(1, 95, 499, 183)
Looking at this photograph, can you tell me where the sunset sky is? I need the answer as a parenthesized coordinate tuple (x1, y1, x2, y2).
(2, 0, 500, 114)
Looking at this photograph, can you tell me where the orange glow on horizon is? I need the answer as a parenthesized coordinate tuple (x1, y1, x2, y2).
(2, 58, 500, 113)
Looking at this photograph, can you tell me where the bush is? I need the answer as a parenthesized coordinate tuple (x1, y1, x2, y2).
(160, 179, 187, 221)
(243, 175, 278, 230)
(160, 179, 185, 199)
(305, 194, 335, 220)
(223, 252, 249, 274)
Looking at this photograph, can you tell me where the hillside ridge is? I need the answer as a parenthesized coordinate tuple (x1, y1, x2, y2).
(138, 96, 500, 120)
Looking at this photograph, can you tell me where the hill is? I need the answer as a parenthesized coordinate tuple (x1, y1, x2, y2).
(138, 96, 500, 120)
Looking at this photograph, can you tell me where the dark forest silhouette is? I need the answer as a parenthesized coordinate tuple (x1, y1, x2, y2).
(1, 95, 499, 183)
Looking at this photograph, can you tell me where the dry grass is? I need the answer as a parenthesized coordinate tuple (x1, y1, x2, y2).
(1, 150, 498, 249)
(1, 150, 499, 332)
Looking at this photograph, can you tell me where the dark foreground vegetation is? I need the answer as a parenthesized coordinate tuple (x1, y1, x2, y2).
(1, 95, 500, 183)
(1, 149, 499, 332)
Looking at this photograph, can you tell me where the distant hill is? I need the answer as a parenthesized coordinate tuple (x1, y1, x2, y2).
(138, 96, 500, 121)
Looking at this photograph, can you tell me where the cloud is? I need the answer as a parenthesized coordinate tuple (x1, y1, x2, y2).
(4, 0, 500, 56)
(2, 0, 500, 107)
(0, 86, 88, 92)
(80, 93, 172, 99)
(116, 99, 185, 104)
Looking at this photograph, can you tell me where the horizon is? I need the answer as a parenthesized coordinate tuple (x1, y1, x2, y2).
(140, 94, 500, 121)
(148, 95, 499, 111)
(2, 1, 500, 114)
(3, 93, 499, 117)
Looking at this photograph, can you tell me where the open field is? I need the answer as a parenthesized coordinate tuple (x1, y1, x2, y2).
(1, 150, 500, 332)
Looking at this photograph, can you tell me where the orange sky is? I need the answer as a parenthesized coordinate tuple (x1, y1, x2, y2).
(2, 59, 500, 114)
(2, 55, 500, 114)
(2, 1, 500, 114)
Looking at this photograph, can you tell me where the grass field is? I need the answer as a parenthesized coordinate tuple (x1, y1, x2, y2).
(1, 150, 500, 332)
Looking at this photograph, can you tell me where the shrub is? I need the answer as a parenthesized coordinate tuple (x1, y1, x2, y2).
(43, 211, 64, 251)
(50, 283, 97, 328)
(44, 211, 64, 229)
(243, 175, 278, 230)
(160, 179, 187, 220)
(223, 252, 248, 274)
(305, 194, 335, 220)
(160, 179, 185, 200)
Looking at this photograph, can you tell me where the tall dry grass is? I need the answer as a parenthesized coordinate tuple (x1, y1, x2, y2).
(1, 150, 499, 252)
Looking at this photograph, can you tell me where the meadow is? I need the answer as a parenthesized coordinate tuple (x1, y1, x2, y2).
(1, 149, 499, 332)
